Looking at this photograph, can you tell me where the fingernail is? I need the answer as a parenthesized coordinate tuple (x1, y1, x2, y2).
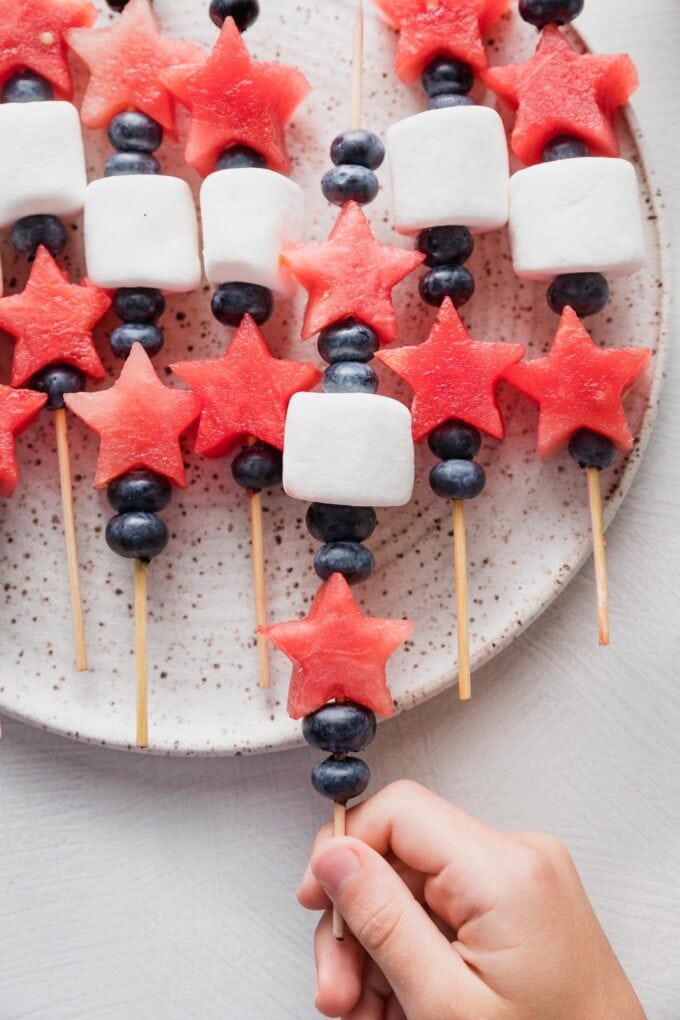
(312, 846, 361, 897)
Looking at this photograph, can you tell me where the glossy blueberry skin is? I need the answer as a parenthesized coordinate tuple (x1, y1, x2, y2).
(108, 111, 163, 153)
(231, 442, 283, 492)
(420, 264, 475, 308)
(306, 504, 378, 544)
(422, 57, 474, 97)
(322, 165, 379, 206)
(568, 429, 617, 471)
(303, 702, 377, 754)
(518, 0, 584, 28)
(107, 470, 172, 514)
(105, 151, 161, 176)
(547, 273, 610, 318)
(110, 323, 164, 359)
(211, 282, 273, 326)
(209, 0, 260, 31)
(417, 226, 474, 268)
(317, 319, 378, 364)
(542, 134, 590, 161)
(29, 364, 85, 411)
(1, 71, 54, 103)
(311, 755, 371, 804)
(428, 420, 481, 461)
(11, 215, 67, 259)
(428, 94, 475, 110)
(314, 542, 375, 585)
(216, 145, 267, 170)
(105, 512, 169, 562)
(330, 130, 385, 170)
(429, 459, 486, 500)
(323, 361, 378, 394)
(114, 288, 165, 324)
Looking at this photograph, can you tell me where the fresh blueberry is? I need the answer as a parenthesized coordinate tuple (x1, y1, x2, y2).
(542, 134, 590, 161)
(518, 0, 584, 28)
(330, 130, 385, 170)
(420, 265, 475, 308)
(29, 364, 85, 411)
(211, 283, 273, 326)
(108, 111, 163, 153)
(429, 459, 486, 500)
(547, 273, 610, 318)
(317, 319, 378, 364)
(428, 420, 481, 461)
(568, 429, 617, 471)
(311, 755, 371, 804)
(428, 94, 476, 110)
(314, 542, 375, 585)
(306, 504, 378, 544)
(303, 702, 377, 754)
(105, 151, 161, 176)
(105, 512, 169, 561)
(231, 442, 283, 491)
(110, 323, 164, 360)
(322, 165, 379, 206)
(107, 470, 172, 514)
(216, 145, 267, 170)
(422, 57, 474, 97)
(209, 0, 260, 31)
(417, 226, 474, 267)
(114, 288, 165, 324)
(323, 361, 378, 394)
(105, 0, 131, 9)
(1, 71, 54, 103)
(11, 215, 67, 259)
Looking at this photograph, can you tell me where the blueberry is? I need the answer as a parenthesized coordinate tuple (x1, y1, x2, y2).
(216, 145, 267, 170)
(314, 542, 375, 585)
(323, 361, 378, 394)
(317, 319, 378, 364)
(209, 0, 260, 31)
(518, 0, 584, 28)
(428, 94, 476, 110)
(417, 226, 474, 267)
(11, 215, 67, 259)
(29, 364, 85, 411)
(108, 111, 163, 153)
(303, 702, 377, 754)
(419, 265, 475, 308)
(105, 0, 131, 9)
(330, 130, 385, 170)
(105, 512, 169, 561)
(114, 288, 165, 324)
(211, 283, 273, 326)
(107, 470, 172, 514)
(429, 459, 486, 500)
(547, 273, 609, 318)
(1, 71, 54, 103)
(311, 755, 371, 804)
(104, 151, 161, 176)
(568, 429, 617, 471)
(110, 323, 164, 359)
(428, 420, 481, 461)
(231, 442, 283, 492)
(322, 165, 379, 206)
(306, 504, 378, 544)
(422, 57, 474, 97)
(542, 134, 590, 161)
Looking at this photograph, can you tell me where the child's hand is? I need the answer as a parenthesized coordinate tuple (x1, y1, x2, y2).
(298, 781, 645, 1019)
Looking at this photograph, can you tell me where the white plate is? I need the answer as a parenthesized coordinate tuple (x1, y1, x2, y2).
(0, 1, 668, 754)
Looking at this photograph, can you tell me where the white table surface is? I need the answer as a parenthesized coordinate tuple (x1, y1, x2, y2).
(1, 3, 679, 1018)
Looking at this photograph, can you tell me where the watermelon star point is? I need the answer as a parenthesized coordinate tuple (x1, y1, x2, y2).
(0, 386, 48, 498)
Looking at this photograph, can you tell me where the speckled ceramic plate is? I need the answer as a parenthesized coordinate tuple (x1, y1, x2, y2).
(0, 1, 668, 754)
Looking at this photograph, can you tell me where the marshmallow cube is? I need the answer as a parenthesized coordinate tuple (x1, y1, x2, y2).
(201, 168, 304, 295)
(509, 158, 645, 280)
(387, 106, 510, 235)
(283, 393, 415, 508)
(0, 102, 87, 228)
(84, 175, 202, 292)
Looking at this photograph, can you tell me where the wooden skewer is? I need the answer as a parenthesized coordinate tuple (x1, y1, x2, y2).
(134, 558, 149, 748)
(351, 0, 364, 131)
(249, 487, 271, 689)
(54, 408, 88, 671)
(586, 467, 610, 646)
(452, 499, 472, 700)
(333, 800, 347, 940)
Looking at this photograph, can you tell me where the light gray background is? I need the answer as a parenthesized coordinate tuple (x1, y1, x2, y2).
(1, 2, 678, 1017)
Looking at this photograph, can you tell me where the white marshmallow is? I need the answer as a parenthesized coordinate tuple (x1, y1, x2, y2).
(0, 102, 87, 229)
(84, 176, 201, 292)
(201, 168, 304, 295)
(387, 106, 509, 235)
(283, 393, 414, 508)
(509, 157, 645, 280)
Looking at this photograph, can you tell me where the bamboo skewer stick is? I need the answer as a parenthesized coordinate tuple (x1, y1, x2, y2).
(586, 467, 610, 647)
(452, 499, 471, 700)
(249, 488, 271, 689)
(333, 800, 347, 941)
(54, 408, 88, 672)
(351, 1, 364, 131)
(134, 558, 149, 748)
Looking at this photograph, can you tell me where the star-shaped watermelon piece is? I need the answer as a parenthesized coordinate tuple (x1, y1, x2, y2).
(0, 247, 111, 389)
(0, 386, 48, 498)
(282, 202, 425, 347)
(66, 0, 205, 135)
(160, 17, 310, 177)
(483, 25, 638, 165)
(0, 0, 96, 98)
(171, 315, 321, 459)
(65, 343, 201, 489)
(503, 306, 650, 460)
(377, 298, 525, 441)
(262, 573, 413, 719)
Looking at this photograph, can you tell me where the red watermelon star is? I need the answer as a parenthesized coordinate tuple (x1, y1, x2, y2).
(483, 25, 638, 165)
(262, 573, 413, 719)
(160, 17, 310, 177)
(171, 315, 321, 459)
(0, 386, 47, 498)
(0, 0, 96, 98)
(377, 299, 525, 441)
(66, 0, 205, 135)
(282, 202, 425, 346)
(503, 306, 650, 459)
(65, 343, 201, 488)
(0, 247, 111, 389)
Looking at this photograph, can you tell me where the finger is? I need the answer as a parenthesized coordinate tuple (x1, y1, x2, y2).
(300, 847, 426, 912)
(314, 909, 364, 1018)
(343, 957, 393, 1020)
